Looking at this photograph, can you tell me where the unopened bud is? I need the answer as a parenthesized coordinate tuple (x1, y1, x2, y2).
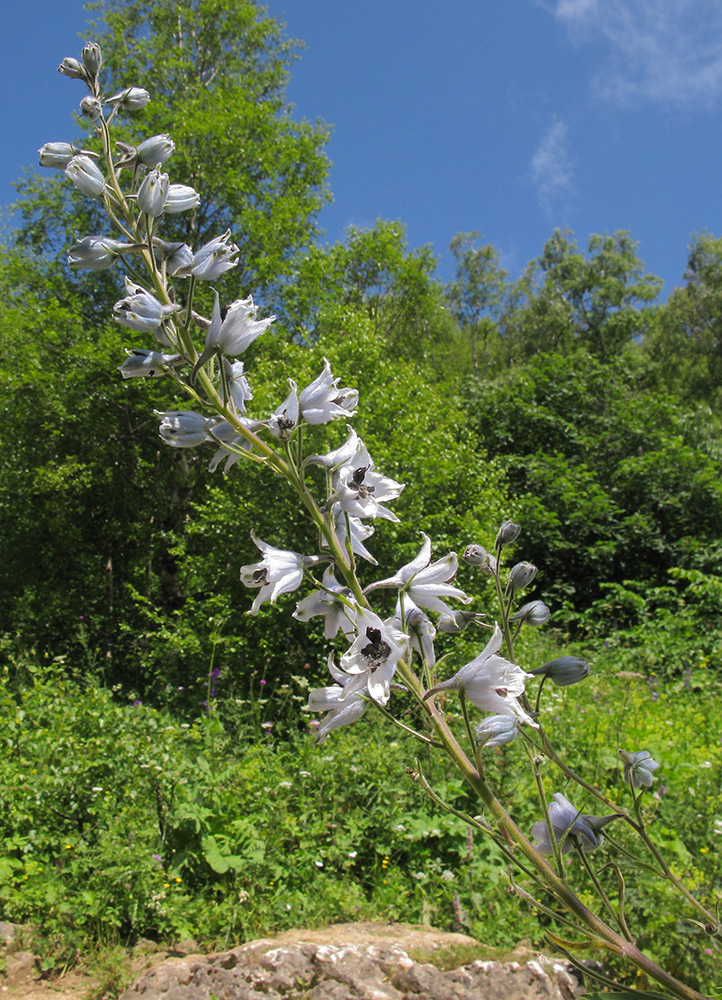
(508, 561, 537, 592)
(475, 714, 519, 749)
(164, 184, 200, 214)
(436, 610, 486, 634)
(495, 520, 521, 549)
(137, 134, 175, 167)
(65, 155, 105, 196)
(107, 87, 151, 110)
(463, 544, 488, 566)
(38, 142, 77, 169)
(509, 600, 550, 627)
(58, 57, 87, 81)
(529, 656, 590, 687)
(82, 42, 103, 77)
(137, 164, 169, 217)
(80, 96, 103, 121)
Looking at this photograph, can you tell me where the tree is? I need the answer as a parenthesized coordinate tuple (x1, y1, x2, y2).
(501, 230, 661, 363)
(279, 219, 455, 365)
(16, 0, 331, 302)
(642, 232, 722, 408)
(445, 232, 508, 377)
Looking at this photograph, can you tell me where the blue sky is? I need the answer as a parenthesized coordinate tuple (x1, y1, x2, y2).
(3, 1, 722, 298)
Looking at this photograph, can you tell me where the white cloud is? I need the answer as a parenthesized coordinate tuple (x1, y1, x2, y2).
(551, 0, 722, 106)
(530, 119, 575, 213)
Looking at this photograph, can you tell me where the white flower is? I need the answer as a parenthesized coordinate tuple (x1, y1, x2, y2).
(222, 358, 252, 413)
(326, 506, 377, 565)
(426, 625, 536, 727)
(268, 380, 299, 438)
(306, 427, 359, 469)
(329, 439, 404, 521)
(114, 277, 178, 333)
(339, 609, 408, 706)
(293, 567, 359, 639)
(137, 164, 169, 217)
(307, 655, 370, 743)
(207, 417, 262, 473)
(404, 604, 437, 667)
(205, 290, 275, 357)
(191, 231, 239, 280)
(299, 359, 358, 424)
(365, 532, 471, 616)
(240, 532, 314, 615)
(68, 235, 134, 270)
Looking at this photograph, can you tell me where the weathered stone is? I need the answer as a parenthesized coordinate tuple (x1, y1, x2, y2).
(118, 924, 586, 1000)
(5, 950, 40, 982)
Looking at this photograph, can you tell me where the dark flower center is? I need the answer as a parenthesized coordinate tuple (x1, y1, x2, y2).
(361, 626, 391, 671)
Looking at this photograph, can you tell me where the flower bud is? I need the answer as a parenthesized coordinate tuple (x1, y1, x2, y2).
(166, 243, 194, 277)
(137, 164, 169, 217)
(80, 96, 103, 122)
(106, 87, 151, 110)
(155, 410, 209, 448)
(529, 656, 590, 687)
(119, 349, 183, 379)
(164, 183, 200, 214)
(462, 545, 496, 574)
(618, 749, 660, 789)
(58, 57, 87, 81)
(508, 560, 537, 592)
(495, 520, 521, 549)
(38, 142, 77, 169)
(68, 235, 134, 270)
(137, 134, 175, 167)
(65, 155, 105, 196)
(81, 42, 103, 77)
(463, 544, 488, 566)
(475, 714, 519, 748)
(113, 278, 168, 332)
(509, 600, 550, 627)
(436, 610, 486, 634)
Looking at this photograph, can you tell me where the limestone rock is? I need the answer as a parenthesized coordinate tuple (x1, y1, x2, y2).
(119, 924, 584, 1000)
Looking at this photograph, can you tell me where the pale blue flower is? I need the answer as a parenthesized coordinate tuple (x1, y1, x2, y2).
(618, 749, 660, 789)
(531, 793, 618, 855)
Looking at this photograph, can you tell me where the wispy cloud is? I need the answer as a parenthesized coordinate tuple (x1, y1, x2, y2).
(551, 0, 722, 106)
(530, 119, 575, 214)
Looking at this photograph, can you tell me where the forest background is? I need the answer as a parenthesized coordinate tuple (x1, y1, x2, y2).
(0, 0, 721, 994)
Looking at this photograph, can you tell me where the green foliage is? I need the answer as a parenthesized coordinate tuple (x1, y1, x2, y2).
(642, 231, 722, 408)
(0, 660, 540, 957)
(500, 230, 661, 363)
(2, 642, 720, 992)
(465, 351, 722, 613)
(444, 231, 508, 377)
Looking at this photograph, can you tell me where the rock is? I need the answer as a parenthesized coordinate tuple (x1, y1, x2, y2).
(0, 923, 20, 947)
(119, 924, 586, 1000)
(5, 950, 40, 983)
